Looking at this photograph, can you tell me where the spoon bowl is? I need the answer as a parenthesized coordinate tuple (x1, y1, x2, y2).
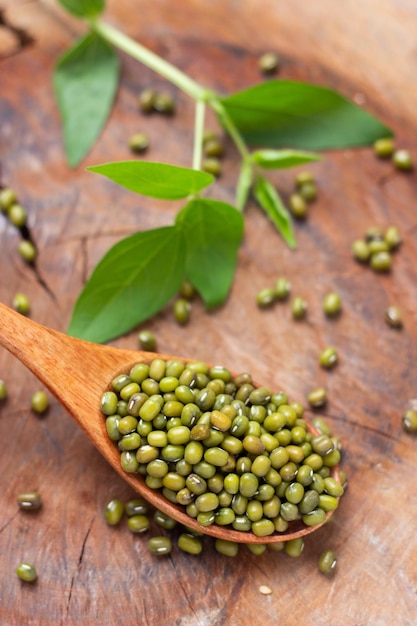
(0, 303, 340, 543)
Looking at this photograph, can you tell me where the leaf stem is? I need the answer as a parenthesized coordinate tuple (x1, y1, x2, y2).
(92, 19, 252, 187)
(192, 100, 206, 171)
(91, 20, 206, 101)
(210, 99, 251, 161)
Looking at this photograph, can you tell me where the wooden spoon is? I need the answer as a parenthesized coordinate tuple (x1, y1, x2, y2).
(0, 302, 340, 543)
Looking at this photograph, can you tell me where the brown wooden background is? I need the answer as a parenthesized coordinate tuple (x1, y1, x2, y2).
(1, 1, 417, 624)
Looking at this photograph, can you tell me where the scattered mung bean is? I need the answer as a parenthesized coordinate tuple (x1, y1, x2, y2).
(17, 492, 42, 511)
(215, 538, 239, 556)
(402, 409, 417, 434)
(31, 391, 49, 414)
(289, 193, 308, 219)
(384, 226, 401, 250)
(125, 498, 148, 516)
(370, 251, 391, 273)
(16, 563, 37, 582)
(8, 204, 27, 228)
(298, 182, 317, 202)
(137, 329, 157, 351)
(129, 132, 149, 153)
(138, 88, 156, 113)
(274, 277, 291, 301)
(202, 158, 221, 177)
(284, 537, 304, 557)
(0, 379, 7, 400)
(258, 51, 280, 75)
(173, 298, 191, 325)
(352, 239, 371, 263)
(179, 279, 195, 300)
(365, 227, 384, 242)
(177, 533, 203, 554)
(319, 347, 338, 370)
(295, 171, 314, 188)
(291, 296, 307, 320)
(18, 240, 37, 264)
(12, 293, 30, 315)
(204, 137, 223, 158)
(307, 387, 327, 408)
(256, 287, 276, 308)
(385, 306, 403, 329)
(0, 187, 17, 211)
(247, 543, 267, 556)
(148, 536, 172, 555)
(127, 514, 150, 533)
(373, 137, 395, 159)
(318, 549, 337, 575)
(322, 293, 342, 317)
(153, 93, 175, 114)
(392, 149, 413, 171)
(104, 499, 124, 525)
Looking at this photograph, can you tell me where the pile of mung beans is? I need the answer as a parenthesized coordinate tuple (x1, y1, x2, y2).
(101, 358, 344, 538)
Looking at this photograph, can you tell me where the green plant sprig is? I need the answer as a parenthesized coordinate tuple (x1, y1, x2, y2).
(53, 0, 392, 343)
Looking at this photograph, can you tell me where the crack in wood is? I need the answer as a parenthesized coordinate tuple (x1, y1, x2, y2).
(326, 411, 402, 443)
(0, 510, 19, 535)
(66, 520, 94, 617)
(0, 170, 57, 301)
(0, 7, 34, 59)
(167, 554, 206, 626)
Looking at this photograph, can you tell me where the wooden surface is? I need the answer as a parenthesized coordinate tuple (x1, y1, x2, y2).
(1, 1, 417, 624)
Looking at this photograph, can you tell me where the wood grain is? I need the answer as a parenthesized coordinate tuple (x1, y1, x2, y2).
(0, 1, 417, 625)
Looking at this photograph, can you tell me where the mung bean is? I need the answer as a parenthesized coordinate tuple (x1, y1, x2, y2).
(307, 387, 327, 408)
(0, 379, 6, 400)
(0, 187, 17, 211)
(373, 137, 394, 158)
(16, 563, 37, 582)
(402, 409, 417, 434)
(291, 296, 307, 320)
(318, 549, 337, 575)
(322, 293, 341, 317)
(385, 306, 403, 329)
(101, 358, 345, 536)
(137, 329, 157, 351)
(129, 132, 149, 153)
(392, 149, 413, 171)
(148, 536, 172, 555)
(177, 533, 202, 554)
(104, 499, 124, 525)
(18, 240, 37, 263)
(319, 347, 338, 369)
(31, 390, 49, 414)
(258, 51, 280, 75)
(17, 492, 42, 511)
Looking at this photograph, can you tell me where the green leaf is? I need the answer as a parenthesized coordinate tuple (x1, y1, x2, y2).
(67, 226, 185, 343)
(235, 159, 253, 211)
(54, 32, 119, 167)
(176, 199, 244, 308)
(253, 175, 296, 249)
(220, 80, 392, 150)
(252, 149, 320, 169)
(87, 161, 214, 200)
(57, 0, 105, 18)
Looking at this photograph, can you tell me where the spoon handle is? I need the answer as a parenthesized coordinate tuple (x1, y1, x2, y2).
(0, 303, 146, 420)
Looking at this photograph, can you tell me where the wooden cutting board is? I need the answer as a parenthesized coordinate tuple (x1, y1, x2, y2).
(1, 1, 416, 624)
